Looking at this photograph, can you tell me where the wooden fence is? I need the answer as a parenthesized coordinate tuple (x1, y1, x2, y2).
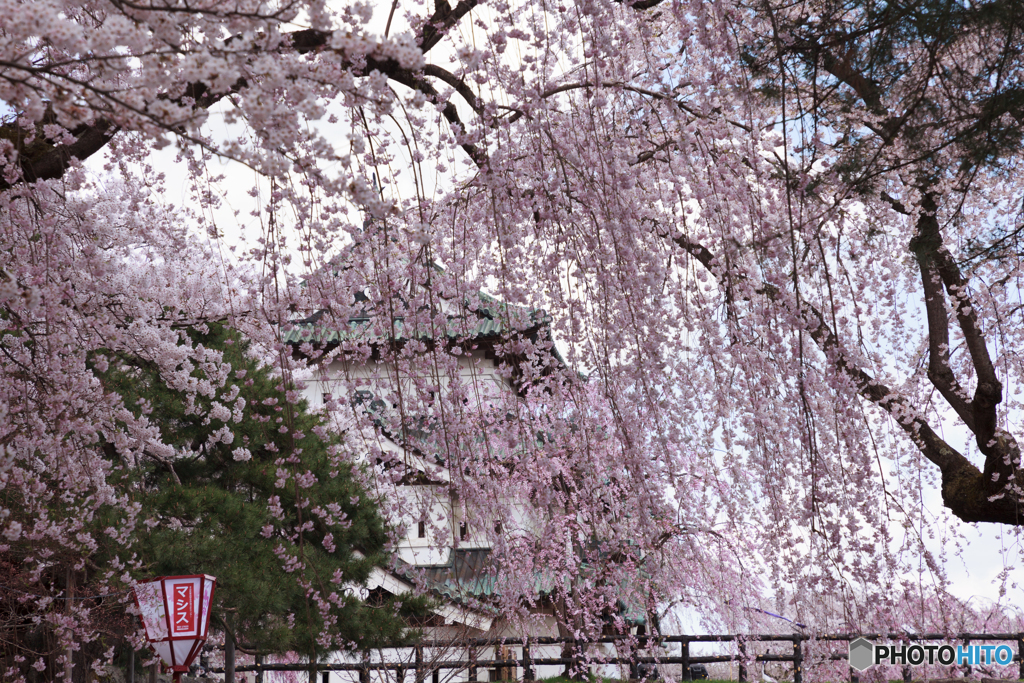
(208, 632, 1024, 683)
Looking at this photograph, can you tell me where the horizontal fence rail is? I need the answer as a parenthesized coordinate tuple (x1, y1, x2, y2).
(208, 632, 1024, 683)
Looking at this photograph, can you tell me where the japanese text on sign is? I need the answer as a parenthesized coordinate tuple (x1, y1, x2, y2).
(172, 584, 194, 633)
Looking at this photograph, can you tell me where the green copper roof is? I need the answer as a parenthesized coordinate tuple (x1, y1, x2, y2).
(394, 548, 646, 626)
(399, 549, 499, 603)
(280, 312, 538, 346)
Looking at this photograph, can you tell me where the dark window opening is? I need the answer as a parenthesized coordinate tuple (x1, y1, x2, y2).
(418, 521, 426, 538)
(366, 586, 392, 607)
(459, 521, 468, 541)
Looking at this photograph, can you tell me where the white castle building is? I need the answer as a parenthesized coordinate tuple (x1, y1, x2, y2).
(283, 259, 647, 681)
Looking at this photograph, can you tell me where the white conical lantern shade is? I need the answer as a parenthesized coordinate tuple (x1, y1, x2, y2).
(133, 575, 216, 674)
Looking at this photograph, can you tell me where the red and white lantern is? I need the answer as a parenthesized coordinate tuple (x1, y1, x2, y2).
(132, 575, 216, 681)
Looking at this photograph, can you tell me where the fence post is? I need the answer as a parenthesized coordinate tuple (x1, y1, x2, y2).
(738, 640, 747, 683)
(1018, 633, 1024, 681)
(65, 569, 74, 683)
(963, 637, 971, 678)
(256, 655, 263, 683)
(469, 645, 477, 683)
(849, 644, 858, 683)
(792, 638, 802, 683)
(681, 639, 690, 681)
(225, 635, 236, 683)
(126, 643, 134, 683)
(360, 651, 370, 683)
(416, 645, 425, 683)
(523, 641, 534, 681)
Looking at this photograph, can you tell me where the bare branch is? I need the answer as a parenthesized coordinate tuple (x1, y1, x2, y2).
(908, 195, 977, 431)
(672, 230, 1024, 525)
(1, 23, 491, 189)
(420, 0, 482, 53)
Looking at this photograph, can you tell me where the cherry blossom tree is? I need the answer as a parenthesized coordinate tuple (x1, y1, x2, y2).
(2, 0, 1024, 679)
(0, 177, 249, 680)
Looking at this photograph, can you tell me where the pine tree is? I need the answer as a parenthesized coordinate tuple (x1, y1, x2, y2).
(99, 322, 428, 658)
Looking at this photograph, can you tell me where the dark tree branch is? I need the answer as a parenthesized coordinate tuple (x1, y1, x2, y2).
(421, 0, 482, 53)
(1, 20, 490, 191)
(909, 192, 1022, 502)
(804, 41, 885, 114)
(0, 0, 668, 190)
(908, 194, 977, 431)
(423, 64, 482, 114)
(613, 0, 667, 10)
(671, 230, 1024, 525)
(12, 119, 118, 188)
(292, 29, 487, 163)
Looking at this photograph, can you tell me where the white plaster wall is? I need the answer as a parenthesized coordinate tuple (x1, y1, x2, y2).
(299, 348, 529, 570)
